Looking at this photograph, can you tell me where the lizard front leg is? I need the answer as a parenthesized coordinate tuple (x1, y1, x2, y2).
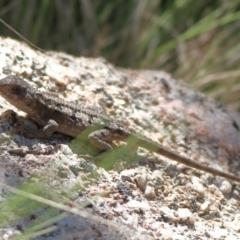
(17, 117, 59, 138)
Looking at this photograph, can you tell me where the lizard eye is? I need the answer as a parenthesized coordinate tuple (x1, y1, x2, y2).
(11, 86, 23, 95)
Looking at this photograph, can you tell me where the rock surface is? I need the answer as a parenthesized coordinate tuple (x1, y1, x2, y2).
(0, 37, 240, 239)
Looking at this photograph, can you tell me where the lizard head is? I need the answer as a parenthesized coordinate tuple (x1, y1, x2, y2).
(0, 75, 36, 113)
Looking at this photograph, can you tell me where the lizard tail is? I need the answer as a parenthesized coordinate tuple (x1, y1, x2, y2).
(156, 147, 240, 183)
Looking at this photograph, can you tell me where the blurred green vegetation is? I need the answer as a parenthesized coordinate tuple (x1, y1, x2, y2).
(1, 0, 240, 109)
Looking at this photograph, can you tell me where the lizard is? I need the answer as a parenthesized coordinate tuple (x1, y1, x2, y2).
(0, 75, 240, 183)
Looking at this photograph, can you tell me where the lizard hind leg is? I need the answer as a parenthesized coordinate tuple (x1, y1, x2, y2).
(88, 129, 113, 151)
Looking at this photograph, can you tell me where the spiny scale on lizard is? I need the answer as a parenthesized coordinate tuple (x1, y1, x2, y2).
(0, 75, 240, 183)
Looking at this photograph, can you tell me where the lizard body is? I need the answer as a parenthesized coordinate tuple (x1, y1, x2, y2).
(0, 75, 240, 183)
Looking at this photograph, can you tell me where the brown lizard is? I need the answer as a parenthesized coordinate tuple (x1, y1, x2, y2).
(0, 75, 240, 183)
